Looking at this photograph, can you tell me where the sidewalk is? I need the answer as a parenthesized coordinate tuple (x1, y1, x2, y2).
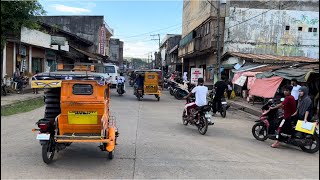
(1, 89, 44, 108)
(229, 97, 262, 117)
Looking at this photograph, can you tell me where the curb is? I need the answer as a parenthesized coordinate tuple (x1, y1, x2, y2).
(1, 96, 44, 108)
(229, 101, 261, 117)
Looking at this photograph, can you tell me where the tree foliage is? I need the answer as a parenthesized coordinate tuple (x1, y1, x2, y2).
(1, 1, 45, 49)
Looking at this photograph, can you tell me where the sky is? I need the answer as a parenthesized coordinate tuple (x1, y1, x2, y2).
(39, 0, 183, 59)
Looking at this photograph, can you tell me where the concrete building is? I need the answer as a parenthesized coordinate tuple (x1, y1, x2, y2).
(2, 27, 71, 78)
(160, 34, 181, 73)
(40, 16, 113, 57)
(223, 1, 319, 59)
(179, 0, 226, 83)
(179, 0, 319, 83)
(109, 38, 124, 68)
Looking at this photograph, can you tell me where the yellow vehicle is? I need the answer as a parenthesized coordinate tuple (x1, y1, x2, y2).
(134, 71, 161, 101)
(31, 70, 118, 164)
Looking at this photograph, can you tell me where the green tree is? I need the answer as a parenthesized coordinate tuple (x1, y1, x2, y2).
(1, 1, 45, 49)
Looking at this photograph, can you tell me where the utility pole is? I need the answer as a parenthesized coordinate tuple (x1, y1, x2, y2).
(151, 34, 164, 88)
(216, 0, 221, 81)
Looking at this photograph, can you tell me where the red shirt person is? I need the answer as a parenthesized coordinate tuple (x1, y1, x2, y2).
(271, 85, 296, 148)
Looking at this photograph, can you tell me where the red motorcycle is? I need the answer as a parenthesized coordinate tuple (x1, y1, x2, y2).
(252, 99, 319, 153)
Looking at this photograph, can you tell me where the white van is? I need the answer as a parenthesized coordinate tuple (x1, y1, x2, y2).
(102, 63, 120, 87)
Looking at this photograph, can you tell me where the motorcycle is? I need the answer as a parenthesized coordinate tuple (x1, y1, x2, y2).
(34, 118, 70, 164)
(252, 99, 319, 153)
(117, 83, 125, 96)
(182, 97, 213, 135)
(174, 81, 195, 100)
(129, 78, 134, 87)
(167, 80, 180, 96)
(208, 90, 229, 118)
(134, 86, 143, 101)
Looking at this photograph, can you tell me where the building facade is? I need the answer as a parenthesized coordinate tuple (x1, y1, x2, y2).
(179, 0, 319, 83)
(40, 16, 113, 57)
(223, 1, 319, 59)
(109, 38, 124, 68)
(160, 34, 181, 73)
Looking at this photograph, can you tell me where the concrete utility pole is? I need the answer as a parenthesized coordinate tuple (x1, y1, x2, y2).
(216, 0, 221, 81)
(207, 0, 226, 81)
(151, 34, 164, 88)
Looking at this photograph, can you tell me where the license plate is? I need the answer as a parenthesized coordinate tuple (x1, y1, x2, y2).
(221, 102, 227, 105)
(36, 133, 50, 140)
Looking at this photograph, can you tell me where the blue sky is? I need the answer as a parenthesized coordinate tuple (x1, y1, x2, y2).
(40, 0, 183, 58)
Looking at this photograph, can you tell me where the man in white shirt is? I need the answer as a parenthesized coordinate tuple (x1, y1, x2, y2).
(291, 79, 301, 105)
(117, 73, 126, 93)
(184, 78, 208, 117)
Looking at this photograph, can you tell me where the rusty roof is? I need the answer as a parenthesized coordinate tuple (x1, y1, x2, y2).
(222, 52, 319, 63)
(250, 65, 286, 72)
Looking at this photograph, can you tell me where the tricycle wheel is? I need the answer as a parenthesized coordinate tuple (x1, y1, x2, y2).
(42, 142, 55, 164)
(108, 151, 114, 159)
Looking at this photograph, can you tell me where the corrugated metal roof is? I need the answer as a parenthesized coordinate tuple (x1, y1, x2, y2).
(224, 52, 319, 63)
(251, 65, 285, 72)
(232, 64, 267, 72)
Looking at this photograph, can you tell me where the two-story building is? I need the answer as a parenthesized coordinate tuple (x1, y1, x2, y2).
(160, 34, 181, 73)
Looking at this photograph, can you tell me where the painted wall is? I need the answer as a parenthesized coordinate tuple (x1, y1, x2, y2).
(109, 38, 120, 62)
(182, 0, 212, 38)
(223, 8, 319, 59)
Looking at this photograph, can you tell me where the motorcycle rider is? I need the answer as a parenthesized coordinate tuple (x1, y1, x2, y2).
(212, 76, 228, 114)
(117, 72, 126, 93)
(183, 78, 210, 124)
(270, 85, 296, 148)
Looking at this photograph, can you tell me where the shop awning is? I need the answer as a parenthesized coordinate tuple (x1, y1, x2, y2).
(249, 76, 283, 98)
(256, 68, 319, 82)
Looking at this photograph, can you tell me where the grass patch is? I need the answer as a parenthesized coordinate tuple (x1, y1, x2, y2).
(1, 97, 45, 116)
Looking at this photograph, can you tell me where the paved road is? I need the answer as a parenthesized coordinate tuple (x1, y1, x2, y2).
(1, 85, 319, 179)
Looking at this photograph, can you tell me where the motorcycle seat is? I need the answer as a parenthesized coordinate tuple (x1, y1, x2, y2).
(196, 105, 211, 112)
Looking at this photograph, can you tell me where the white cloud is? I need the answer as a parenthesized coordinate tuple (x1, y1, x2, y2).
(51, 4, 91, 14)
(123, 41, 158, 59)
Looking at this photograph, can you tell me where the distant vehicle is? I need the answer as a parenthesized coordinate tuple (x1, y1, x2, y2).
(102, 64, 120, 88)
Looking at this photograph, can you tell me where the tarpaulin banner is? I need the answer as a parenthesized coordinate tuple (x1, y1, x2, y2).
(249, 76, 283, 98)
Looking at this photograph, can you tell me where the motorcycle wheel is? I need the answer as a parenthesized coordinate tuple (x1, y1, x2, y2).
(42, 140, 55, 164)
(137, 96, 141, 101)
(220, 106, 227, 118)
(300, 134, 319, 153)
(252, 122, 268, 141)
(182, 110, 188, 126)
(169, 88, 174, 96)
(197, 116, 208, 135)
(174, 90, 185, 100)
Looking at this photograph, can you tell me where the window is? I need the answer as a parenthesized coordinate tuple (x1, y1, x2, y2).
(309, 28, 313, 32)
(72, 84, 93, 95)
(298, 27, 303, 31)
(285, 26, 290, 30)
(313, 28, 318, 32)
(104, 66, 115, 73)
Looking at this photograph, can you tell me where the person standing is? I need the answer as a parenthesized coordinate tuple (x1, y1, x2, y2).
(227, 80, 233, 100)
(291, 79, 301, 106)
(212, 76, 228, 114)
